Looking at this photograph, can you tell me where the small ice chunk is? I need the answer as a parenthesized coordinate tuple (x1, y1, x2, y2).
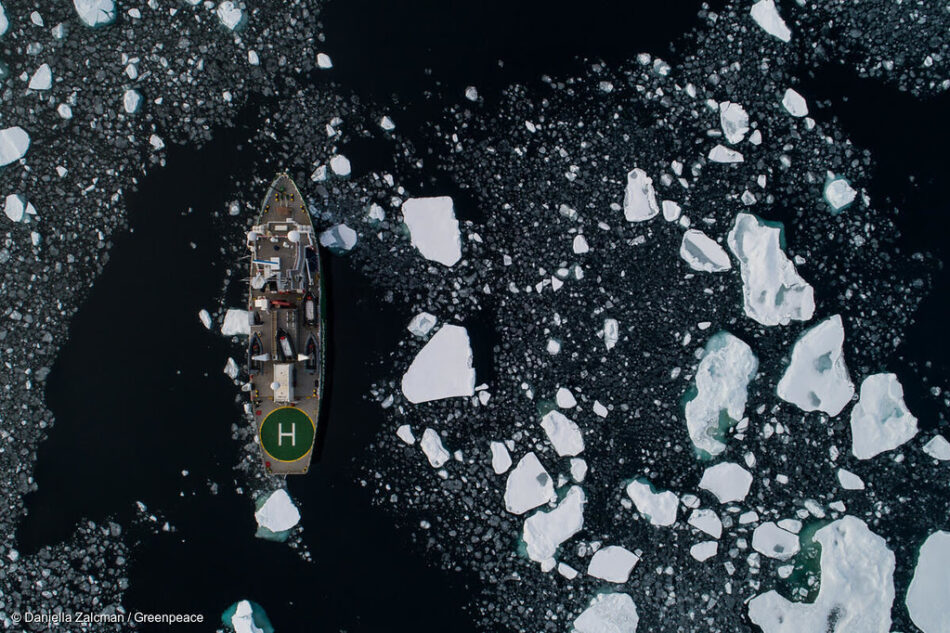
(688, 508, 722, 539)
(420, 428, 450, 467)
(490, 441, 512, 474)
(593, 401, 608, 418)
(73, 0, 115, 27)
(708, 144, 744, 163)
(221, 309, 250, 336)
(690, 541, 718, 562)
(777, 315, 855, 416)
(587, 545, 639, 583)
(3, 194, 31, 223)
(727, 213, 814, 326)
(570, 458, 588, 482)
(837, 468, 865, 490)
(573, 234, 590, 254)
(402, 196, 462, 267)
(198, 309, 212, 330)
(573, 593, 639, 633)
(604, 318, 619, 350)
(699, 462, 753, 503)
(316, 52, 333, 69)
(558, 562, 578, 579)
(850, 373, 918, 460)
(379, 115, 396, 131)
(215, 1, 243, 30)
(923, 434, 950, 461)
(254, 489, 300, 533)
(149, 134, 165, 150)
(622, 168, 659, 222)
(750, 0, 792, 42)
(752, 522, 800, 560)
(556, 387, 577, 409)
(396, 424, 415, 445)
(684, 332, 758, 457)
(0, 3, 7, 36)
(680, 229, 732, 272)
(781, 88, 808, 117)
(625, 478, 678, 526)
(407, 312, 437, 337)
(464, 86, 478, 101)
(504, 452, 555, 515)
(319, 223, 358, 252)
(0, 127, 30, 166)
(523, 486, 586, 568)
(719, 102, 750, 144)
(906, 530, 950, 633)
(401, 324, 475, 404)
(748, 516, 894, 633)
(662, 200, 681, 222)
(329, 154, 351, 176)
(223, 357, 239, 379)
(824, 177, 857, 212)
(123, 89, 142, 114)
(29, 64, 52, 90)
(57, 104, 73, 119)
(540, 410, 584, 456)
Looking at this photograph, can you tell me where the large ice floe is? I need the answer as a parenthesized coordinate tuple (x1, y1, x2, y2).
(622, 168, 659, 221)
(906, 531, 950, 633)
(254, 489, 300, 538)
(727, 213, 814, 326)
(698, 462, 752, 503)
(679, 230, 731, 273)
(73, 0, 116, 27)
(849, 373, 918, 459)
(401, 196, 462, 266)
(224, 600, 273, 633)
(777, 315, 855, 416)
(0, 127, 30, 166)
(923, 434, 950, 460)
(572, 592, 639, 633)
(683, 332, 758, 457)
(587, 545, 639, 583)
(400, 324, 475, 403)
(221, 308, 250, 336)
(748, 516, 894, 633)
(750, 0, 792, 42)
(823, 176, 857, 213)
(540, 410, 585, 456)
(625, 478, 678, 526)
(522, 486, 585, 570)
(504, 452, 555, 514)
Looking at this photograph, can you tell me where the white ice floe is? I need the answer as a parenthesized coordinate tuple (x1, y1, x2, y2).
(662, 200, 681, 222)
(558, 562, 578, 579)
(420, 428, 450, 468)
(906, 530, 950, 633)
(680, 229, 731, 273)
(719, 101, 749, 144)
(123, 89, 142, 114)
(0, 3, 7, 37)
(523, 486, 586, 569)
(923, 434, 950, 460)
(748, 516, 894, 633)
(223, 357, 239, 379)
(0, 127, 30, 166)
(570, 458, 588, 482)
(824, 177, 857, 212)
(29, 64, 52, 90)
(684, 332, 758, 457)
(490, 441, 512, 474)
(221, 309, 250, 336)
(4, 194, 33, 223)
(622, 168, 659, 222)
(699, 462, 752, 503)
(573, 593, 639, 633)
(850, 373, 918, 460)
(401, 324, 475, 403)
(254, 489, 300, 533)
(781, 88, 808, 117)
(319, 223, 358, 252)
(396, 424, 415, 445)
(379, 115, 395, 131)
(837, 468, 865, 490)
(555, 387, 577, 409)
(74, 0, 115, 26)
(603, 318, 619, 350)
(690, 541, 718, 562)
(688, 508, 722, 539)
(727, 213, 814, 326)
(708, 144, 744, 163)
(504, 452, 555, 515)
(750, 0, 791, 42)
(329, 154, 351, 176)
(407, 312, 437, 337)
(401, 196, 462, 266)
(625, 479, 678, 527)
(231, 600, 264, 633)
(587, 545, 639, 583)
(573, 235, 590, 254)
(777, 315, 854, 416)
(198, 309, 212, 330)
(752, 522, 800, 560)
(215, 1, 243, 30)
(316, 53, 333, 69)
(540, 410, 585, 456)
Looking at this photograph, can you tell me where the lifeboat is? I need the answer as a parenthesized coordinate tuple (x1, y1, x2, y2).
(248, 333, 264, 373)
(303, 291, 317, 325)
(304, 333, 318, 374)
(275, 328, 295, 361)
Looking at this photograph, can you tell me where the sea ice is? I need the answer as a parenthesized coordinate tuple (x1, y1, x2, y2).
(708, 144, 744, 163)
(781, 88, 808, 117)
(215, 1, 243, 30)
(319, 223, 358, 252)
(420, 428, 450, 467)
(570, 458, 587, 482)
(690, 541, 718, 562)
(490, 441, 512, 474)
(0, 3, 7, 37)
(223, 357, 238, 379)
(540, 410, 585, 456)
(824, 177, 857, 212)
(777, 315, 854, 416)
(230, 600, 265, 633)
(555, 387, 577, 408)
(684, 332, 758, 457)
(719, 101, 749, 144)
(680, 229, 731, 272)
(750, 0, 792, 42)
(752, 522, 800, 560)
(572, 593, 639, 633)
(123, 89, 142, 114)
(587, 545, 639, 583)
(198, 309, 212, 330)
(73, 0, 115, 27)
(221, 309, 250, 336)
(922, 434, 950, 460)
(3, 194, 32, 223)
(836, 468, 865, 490)
(523, 486, 586, 569)
(849, 373, 918, 459)
(396, 425, 415, 445)
(329, 154, 351, 176)
(401, 324, 475, 403)
(699, 462, 752, 503)
(29, 64, 52, 90)
(622, 168, 659, 222)
(401, 196, 462, 266)
(0, 127, 30, 166)
(407, 312, 437, 337)
(254, 489, 300, 533)
(727, 213, 814, 326)
(316, 53, 333, 69)
(603, 318, 619, 350)
(573, 235, 590, 254)
(906, 531, 950, 633)
(687, 508, 722, 539)
(625, 478, 678, 526)
(748, 516, 894, 633)
(504, 452, 555, 515)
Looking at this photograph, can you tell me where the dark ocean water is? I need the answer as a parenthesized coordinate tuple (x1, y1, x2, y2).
(16, 1, 950, 631)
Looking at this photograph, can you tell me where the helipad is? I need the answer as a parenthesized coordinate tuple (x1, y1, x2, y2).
(258, 407, 315, 462)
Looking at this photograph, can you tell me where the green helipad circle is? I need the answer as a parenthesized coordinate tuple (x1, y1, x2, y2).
(259, 407, 315, 462)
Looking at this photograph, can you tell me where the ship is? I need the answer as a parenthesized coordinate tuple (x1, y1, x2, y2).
(245, 173, 326, 475)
